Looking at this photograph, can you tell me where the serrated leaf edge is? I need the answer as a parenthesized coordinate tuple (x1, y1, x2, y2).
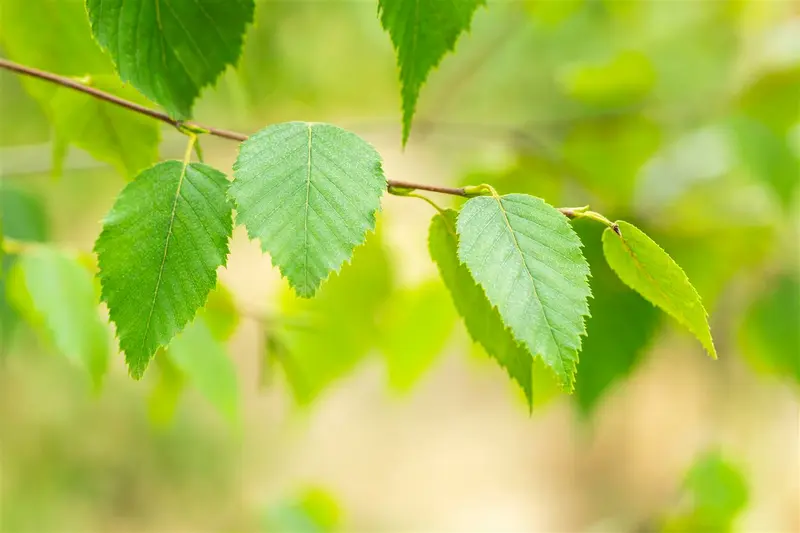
(603, 222, 716, 359)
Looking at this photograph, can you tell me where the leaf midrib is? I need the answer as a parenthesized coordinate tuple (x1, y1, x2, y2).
(303, 124, 313, 293)
(492, 195, 567, 378)
(141, 161, 190, 350)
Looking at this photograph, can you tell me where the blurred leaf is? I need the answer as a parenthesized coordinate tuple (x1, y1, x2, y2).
(728, 115, 798, 208)
(147, 350, 186, 427)
(231, 122, 386, 298)
(562, 115, 661, 209)
(738, 67, 800, 137)
(50, 76, 160, 178)
(380, 280, 456, 392)
(7, 247, 109, 386)
(262, 487, 341, 533)
(429, 210, 533, 407)
(279, 231, 392, 405)
(95, 161, 233, 379)
(662, 452, 748, 533)
(379, 0, 484, 144)
(0, 187, 49, 242)
(167, 317, 240, 425)
(739, 273, 800, 385)
(573, 221, 660, 414)
(86, 0, 255, 118)
(457, 194, 591, 389)
(0, 0, 113, 102)
(603, 221, 716, 358)
(561, 50, 656, 107)
(0, 187, 48, 353)
(198, 283, 240, 342)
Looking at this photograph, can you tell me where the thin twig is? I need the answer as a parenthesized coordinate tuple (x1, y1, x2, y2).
(0, 55, 616, 230)
(0, 57, 479, 197)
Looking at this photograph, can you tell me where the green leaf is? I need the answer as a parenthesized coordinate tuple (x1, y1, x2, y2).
(49, 76, 160, 178)
(739, 273, 800, 385)
(380, 280, 456, 392)
(662, 452, 748, 533)
(95, 160, 233, 378)
(86, 0, 255, 119)
(456, 194, 591, 389)
(573, 221, 660, 414)
(8, 247, 109, 386)
(429, 210, 533, 407)
(231, 122, 386, 298)
(378, 0, 484, 144)
(0, 0, 158, 178)
(602, 221, 716, 358)
(279, 231, 392, 405)
(167, 317, 239, 425)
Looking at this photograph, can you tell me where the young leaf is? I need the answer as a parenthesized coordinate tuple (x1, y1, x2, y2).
(50, 76, 160, 178)
(572, 221, 660, 414)
(85, 0, 255, 118)
(231, 122, 386, 298)
(95, 160, 233, 378)
(378, 0, 484, 144)
(456, 194, 591, 389)
(429, 210, 533, 407)
(167, 317, 239, 425)
(602, 221, 716, 358)
(8, 247, 109, 386)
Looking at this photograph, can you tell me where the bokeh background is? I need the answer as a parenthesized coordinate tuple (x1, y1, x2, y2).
(1, 0, 798, 532)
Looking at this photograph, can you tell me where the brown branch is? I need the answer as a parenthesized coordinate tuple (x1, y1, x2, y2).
(0, 57, 479, 196)
(0, 55, 613, 229)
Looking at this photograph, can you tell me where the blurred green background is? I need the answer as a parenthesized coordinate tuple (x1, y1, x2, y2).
(1, 0, 798, 531)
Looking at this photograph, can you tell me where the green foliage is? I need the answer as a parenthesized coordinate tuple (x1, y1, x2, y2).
(573, 221, 660, 413)
(380, 280, 456, 392)
(95, 160, 232, 378)
(379, 0, 484, 144)
(457, 194, 591, 389)
(278, 231, 392, 405)
(429, 210, 533, 407)
(166, 317, 240, 425)
(560, 50, 656, 107)
(0, 0, 158, 177)
(739, 274, 800, 385)
(0, 0, 113, 100)
(7, 247, 108, 386)
(1, 187, 49, 352)
(662, 452, 748, 533)
(85, 0, 255, 118)
(562, 115, 661, 210)
(50, 76, 160, 178)
(231, 122, 386, 298)
(602, 221, 716, 358)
